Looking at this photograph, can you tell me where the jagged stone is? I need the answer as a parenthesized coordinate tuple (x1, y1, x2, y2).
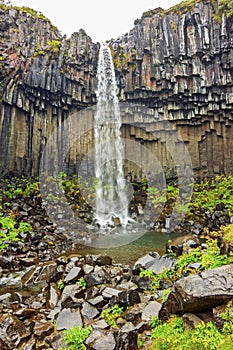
(85, 330, 116, 350)
(21, 261, 57, 285)
(47, 283, 60, 309)
(34, 320, 54, 340)
(64, 266, 83, 284)
(133, 253, 177, 275)
(85, 268, 108, 287)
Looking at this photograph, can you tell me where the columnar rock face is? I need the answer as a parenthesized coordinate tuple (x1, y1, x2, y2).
(0, 1, 233, 176)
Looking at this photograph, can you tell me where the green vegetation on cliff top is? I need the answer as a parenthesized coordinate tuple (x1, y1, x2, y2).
(142, 0, 233, 22)
(0, 0, 57, 29)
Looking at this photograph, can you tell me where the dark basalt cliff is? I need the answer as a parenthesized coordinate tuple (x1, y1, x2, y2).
(0, 1, 233, 177)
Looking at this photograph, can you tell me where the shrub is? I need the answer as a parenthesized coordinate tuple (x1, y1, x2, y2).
(62, 325, 92, 350)
(101, 304, 124, 328)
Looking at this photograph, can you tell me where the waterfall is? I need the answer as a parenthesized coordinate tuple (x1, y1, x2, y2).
(94, 44, 128, 228)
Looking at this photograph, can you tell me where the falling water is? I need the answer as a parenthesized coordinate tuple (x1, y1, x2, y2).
(94, 44, 129, 228)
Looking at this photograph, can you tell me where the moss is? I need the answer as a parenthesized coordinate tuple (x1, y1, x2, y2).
(0, 2, 58, 31)
(142, 7, 164, 18)
(143, 0, 233, 23)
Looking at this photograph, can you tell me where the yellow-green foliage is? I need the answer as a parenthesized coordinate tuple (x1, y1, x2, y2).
(140, 239, 233, 292)
(149, 312, 233, 350)
(0, 1, 58, 30)
(33, 42, 45, 57)
(156, 0, 233, 22)
(47, 39, 61, 54)
(222, 224, 233, 243)
(110, 45, 131, 70)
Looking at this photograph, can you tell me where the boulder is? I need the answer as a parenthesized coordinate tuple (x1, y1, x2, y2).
(162, 265, 233, 314)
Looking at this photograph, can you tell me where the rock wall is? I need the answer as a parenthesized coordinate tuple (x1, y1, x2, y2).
(0, 1, 233, 177)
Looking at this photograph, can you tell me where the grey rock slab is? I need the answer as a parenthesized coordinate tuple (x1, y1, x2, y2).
(64, 266, 82, 284)
(86, 330, 116, 350)
(56, 308, 83, 330)
(141, 301, 162, 321)
(81, 301, 100, 320)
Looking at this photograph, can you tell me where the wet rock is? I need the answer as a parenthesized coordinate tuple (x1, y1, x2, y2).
(95, 255, 113, 266)
(34, 320, 54, 340)
(21, 261, 57, 285)
(56, 308, 83, 331)
(162, 265, 233, 314)
(0, 313, 31, 348)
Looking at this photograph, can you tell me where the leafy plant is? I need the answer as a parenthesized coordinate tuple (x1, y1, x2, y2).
(0, 215, 32, 250)
(47, 39, 61, 53)
(57, 278, 65, 290)
(62, 325, 92, 350)
(101, 304, 124, 328)
(78, 277, 86, 290)
(149, 315, 233, 350)
(139, 239, 233, 293)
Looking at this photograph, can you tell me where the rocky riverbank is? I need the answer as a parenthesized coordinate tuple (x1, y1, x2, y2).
(0, 175, 233, 349)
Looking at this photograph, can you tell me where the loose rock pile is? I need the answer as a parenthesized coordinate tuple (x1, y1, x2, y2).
(0, 247, 232, 349)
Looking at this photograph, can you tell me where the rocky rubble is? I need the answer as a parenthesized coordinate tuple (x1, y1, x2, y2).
(0, 247, 232, 349)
